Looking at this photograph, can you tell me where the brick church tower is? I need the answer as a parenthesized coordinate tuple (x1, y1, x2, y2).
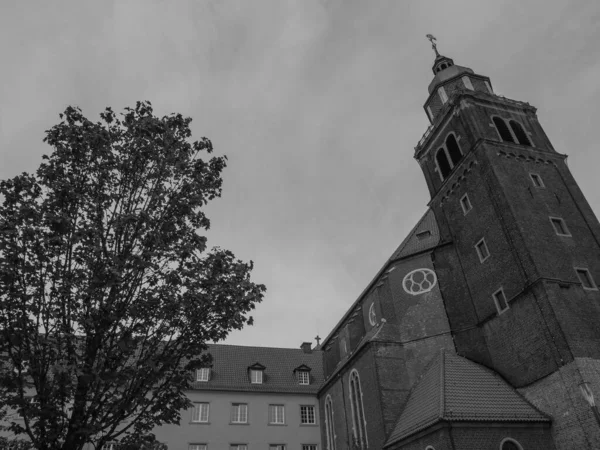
(317, 39, 600, 450)
(415, 39, 600, 448)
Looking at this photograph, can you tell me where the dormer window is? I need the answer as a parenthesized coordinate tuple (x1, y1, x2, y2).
(196, 367, 211, 382)
(462, 76, 474, 90)
(248, 362, 266, 384)
(438, 86, 448, 104)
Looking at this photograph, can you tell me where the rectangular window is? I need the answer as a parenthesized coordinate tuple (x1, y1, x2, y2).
(250, 369, 263, 384)
(529, 173, 544, 188)
(302, 446, 318, 450)
(269, 404, 285, 424)
(196, 368, 210, 382)
(426, 105, 434, 121)
(269, 446, 286, 450)
(230, 445, 247, 450)
(231, 403, 248, 423)
(462, 76, 474, 90)
(192, 403, 210, 423)
(493, 288, 509, 314)
(300, 405, 316, 424)
(189, 445, 207, 450)
(298, 371, 310, 385)
(485, 80, 493, 93)
(460, 193, 472, 215)
(105, 444, 118, 450)
(550, 217, 571, 237)
(438, 86, 448, 104)
(475, 238, 490, 263)
(575, 268, 597, 290)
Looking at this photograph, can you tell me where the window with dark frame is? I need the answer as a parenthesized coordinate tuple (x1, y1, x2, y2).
(575, 268, 597, 290)
(530, 173, 544, 188)
(297, 370, 310, 385)
(460, 193, 472, 215)
(550, 217, 571, 236)
(493, 288, 509, 314)
(475, 238, 490, 263)
(300, 405, 316, 424)
(302, 445, 318, 450)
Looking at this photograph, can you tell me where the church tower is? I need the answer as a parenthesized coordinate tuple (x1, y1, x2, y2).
(415, 37, 600, 449)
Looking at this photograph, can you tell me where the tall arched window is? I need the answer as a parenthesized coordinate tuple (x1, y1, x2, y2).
(493, 117, 515, 143)
(324, 395, 336, 450)
(436, 148, 452, 180)
(349, 370, 368, 449)
(445, 134, 462, 166)
(500, 438, 523, 450)
(509, 120, 532, 146)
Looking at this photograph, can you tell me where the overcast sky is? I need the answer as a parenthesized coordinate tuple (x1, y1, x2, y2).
(1, 0, 599, 349)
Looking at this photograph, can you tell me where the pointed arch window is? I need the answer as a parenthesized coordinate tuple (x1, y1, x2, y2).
(509, 120, 532, 146)
(493, 117, 515, 143)
(349, 370, 368, 449)
(324, 395, 336, 450)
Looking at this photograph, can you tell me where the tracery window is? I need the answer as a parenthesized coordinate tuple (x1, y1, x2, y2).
(325, 395, 336, 450)
(349, 370, 368, 449)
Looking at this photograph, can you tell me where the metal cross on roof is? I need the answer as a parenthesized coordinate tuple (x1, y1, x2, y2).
(426, 34, 440, 57)
(315, 335, 321, 346)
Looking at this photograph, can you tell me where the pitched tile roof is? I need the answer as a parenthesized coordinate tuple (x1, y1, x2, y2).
(189, 344, 323, 394)
(321, 209, 441, 350)
(385, 351, 550, 447)
(390, 208, 440, 261)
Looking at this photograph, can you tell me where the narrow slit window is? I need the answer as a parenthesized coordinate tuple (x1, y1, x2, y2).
(550, 217, 571, 236)
(509, 120, 532, 146)
(493, 117, 515, 143)
(493, 288, 509, 314)
(416, 230, 431, 240)
(575, 268, 597, 290)
(462, 76, 474, 90)
(530, 173, 544, 188)
(438, 86, 448, 104)
(446, 134, 462, 166)
(475, 238, 490, 263)
(460, 193, 472, 215)
(426, 106, 434, 121)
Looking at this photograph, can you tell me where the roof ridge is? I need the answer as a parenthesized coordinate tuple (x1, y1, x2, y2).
(208, 343, 320, 351)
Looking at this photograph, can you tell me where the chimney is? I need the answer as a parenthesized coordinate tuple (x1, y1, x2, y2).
(301, 342, 312, 354)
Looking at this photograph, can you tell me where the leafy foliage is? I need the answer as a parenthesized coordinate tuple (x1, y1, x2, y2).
(0, 102, 265, 450)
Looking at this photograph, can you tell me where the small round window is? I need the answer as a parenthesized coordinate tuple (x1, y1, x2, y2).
(368, 303, 377, 326)
(402, 268, 437, 295)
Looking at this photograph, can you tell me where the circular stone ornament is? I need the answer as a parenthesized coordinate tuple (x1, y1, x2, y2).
(402, 268, 437, 295)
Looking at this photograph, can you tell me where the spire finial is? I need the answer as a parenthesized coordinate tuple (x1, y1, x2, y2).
(315, 335, 321, 346)
(426, 34, 440, 57)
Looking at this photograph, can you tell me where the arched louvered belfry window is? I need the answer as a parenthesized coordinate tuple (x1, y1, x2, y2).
(446, 134, 462, 166)
(509, 120, 532, 146)
(436, 148, 452, 180)
(493, 117, 515, 143)
(349, 370, 368, 449)
(325, 395, 336, 450)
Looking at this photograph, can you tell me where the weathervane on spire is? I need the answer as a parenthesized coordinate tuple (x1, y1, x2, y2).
(426, 34, 440, 57)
